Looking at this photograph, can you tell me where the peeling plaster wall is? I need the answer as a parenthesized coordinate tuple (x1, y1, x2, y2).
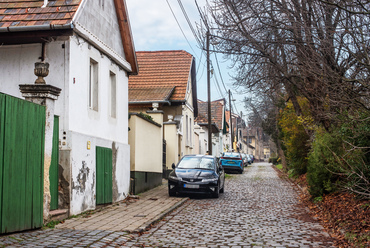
(0, 35, 131, 216)
(66, 36, 130, 215)
(69, 131, 129, 215)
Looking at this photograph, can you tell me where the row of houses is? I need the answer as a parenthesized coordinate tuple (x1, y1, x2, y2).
(0, 0, 268, 234)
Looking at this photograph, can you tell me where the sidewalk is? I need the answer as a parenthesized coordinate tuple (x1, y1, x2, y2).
(55, 181, 188, 233)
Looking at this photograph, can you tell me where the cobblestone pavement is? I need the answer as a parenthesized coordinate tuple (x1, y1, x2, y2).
(0, 162, 335, 247)
(127, 162, 335, 247)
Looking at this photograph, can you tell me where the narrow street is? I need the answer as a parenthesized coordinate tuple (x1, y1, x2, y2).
(0, 163, 335, 247)
(128, 162, 335, 247)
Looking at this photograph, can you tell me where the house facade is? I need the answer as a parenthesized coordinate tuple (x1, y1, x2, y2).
(195, 99, 228, 157)
(0, 0, 137, 220)
(128, 50, 198, 187)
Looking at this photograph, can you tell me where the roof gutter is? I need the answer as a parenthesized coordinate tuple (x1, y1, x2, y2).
(129, 100, 171, 105)
(0, 23, 74, 33)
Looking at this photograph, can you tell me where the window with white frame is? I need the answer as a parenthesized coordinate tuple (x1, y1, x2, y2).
(110, 71, 117, 118)
(186, 115, 189, 146)
(89, 59, 99, 111)
(190, 117, 193, 147)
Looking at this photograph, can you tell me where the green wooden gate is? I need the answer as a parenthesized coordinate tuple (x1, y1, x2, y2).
(0, 93, 45, 234)
(50, 116, 59, 210)
(96, 146, 112, 205)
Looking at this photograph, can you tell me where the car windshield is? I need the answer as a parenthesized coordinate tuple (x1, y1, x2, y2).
(223, 152, 240, 158)
(177, 157, 215, 170)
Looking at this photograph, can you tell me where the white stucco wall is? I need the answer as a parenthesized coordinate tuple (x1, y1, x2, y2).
(0, 34, 131, 215)
(67, 36, 130, 214)
(69, 131, 129, 215)
(74, 0, 125, 60)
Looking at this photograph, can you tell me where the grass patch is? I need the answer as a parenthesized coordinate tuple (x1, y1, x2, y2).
(8, 236, 23, 242)
(43, 220, 61, 229)
(225, 173, 233, 179)
(276, 164, 283, 170)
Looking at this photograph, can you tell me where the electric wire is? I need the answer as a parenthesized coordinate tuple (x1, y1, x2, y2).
(165, 0, 199, 60)
(170, 0, 242, 116)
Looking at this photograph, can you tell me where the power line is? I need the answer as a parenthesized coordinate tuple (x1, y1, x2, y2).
(213, 52, 228, 93)
(165, 0, 199, 59)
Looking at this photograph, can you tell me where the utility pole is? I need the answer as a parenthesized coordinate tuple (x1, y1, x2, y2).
(207, 30, 212, 155)
(228, 90, 233, 151)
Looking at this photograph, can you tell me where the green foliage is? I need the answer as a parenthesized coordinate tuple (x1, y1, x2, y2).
(269, 157, 279, 165)
(278, 98, 311, 176)
(138, 112, 153, 121)
(43, 220, 61, 229)
(307, 112, 370, 198)
(313, 196, 323, 203)
(307, 128, 344, 197)
(276, 164, 283, 170)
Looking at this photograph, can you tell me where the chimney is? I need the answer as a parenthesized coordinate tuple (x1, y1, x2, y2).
(41, 0, 48, 8)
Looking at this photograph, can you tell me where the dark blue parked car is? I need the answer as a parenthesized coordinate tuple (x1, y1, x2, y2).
(220, 152, 244, 174)
(168, 155, 225, 198)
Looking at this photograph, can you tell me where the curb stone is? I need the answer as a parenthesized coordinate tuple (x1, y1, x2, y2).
(132, 197, 189, 233)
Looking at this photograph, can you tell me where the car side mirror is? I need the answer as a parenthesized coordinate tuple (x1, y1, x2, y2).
(172, 163, 176, 169)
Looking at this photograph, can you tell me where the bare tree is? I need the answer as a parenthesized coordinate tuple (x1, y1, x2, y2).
(197, 0, 370, 130)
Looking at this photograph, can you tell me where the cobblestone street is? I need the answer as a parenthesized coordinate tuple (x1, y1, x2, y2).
(127, 162, 334, 247)
(0, 162, 335, 247)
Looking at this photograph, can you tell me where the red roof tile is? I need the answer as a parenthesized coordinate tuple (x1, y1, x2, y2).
(196, 99, 226, 130)
(0, 0, 81, 28)
(129, 50, 194, 102)
(129, 86, 175, 103)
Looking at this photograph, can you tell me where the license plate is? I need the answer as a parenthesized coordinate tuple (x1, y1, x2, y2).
(184, 184, 199, 189)
(228, 161, 235, 164)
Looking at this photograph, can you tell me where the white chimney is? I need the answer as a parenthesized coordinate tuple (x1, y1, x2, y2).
(41, 0, 48, 8)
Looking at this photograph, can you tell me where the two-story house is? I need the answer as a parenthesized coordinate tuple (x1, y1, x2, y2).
(0, 0, 138, 231)
(128, 50, 198, 189)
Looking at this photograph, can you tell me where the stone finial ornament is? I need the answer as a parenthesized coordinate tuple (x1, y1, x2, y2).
(34, 62, 49, 84)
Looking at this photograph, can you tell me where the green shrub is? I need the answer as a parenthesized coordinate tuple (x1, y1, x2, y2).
(278, 99, 311, 176)
(307, 113, 370, 199)
(269, 157, 279, 165)
(307, 128, 343, 197)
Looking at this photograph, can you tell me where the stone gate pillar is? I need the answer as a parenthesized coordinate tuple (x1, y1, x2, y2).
(19, 61, 61, 222)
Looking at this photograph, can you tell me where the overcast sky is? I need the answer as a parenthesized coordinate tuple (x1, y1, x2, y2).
(126, 0, 246, 115)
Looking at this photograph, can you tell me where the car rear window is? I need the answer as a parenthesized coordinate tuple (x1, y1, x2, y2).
(223, 152, 241, 158)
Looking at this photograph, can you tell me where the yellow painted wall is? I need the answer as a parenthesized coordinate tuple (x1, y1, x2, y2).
(164, 123, 178, 168)
(128, 115, 162, 173)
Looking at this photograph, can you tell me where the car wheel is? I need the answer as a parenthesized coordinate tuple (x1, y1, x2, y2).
(168, 185, 176, 197)
(212, 186, 220, 198)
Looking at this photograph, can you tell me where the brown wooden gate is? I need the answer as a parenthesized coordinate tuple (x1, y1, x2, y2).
(0, 93, 45, 234)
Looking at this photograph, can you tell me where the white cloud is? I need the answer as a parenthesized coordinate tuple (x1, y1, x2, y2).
(126, 0, 201, 51)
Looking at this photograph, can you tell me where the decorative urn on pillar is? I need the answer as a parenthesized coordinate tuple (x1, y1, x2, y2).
(34, 62, 49, 84)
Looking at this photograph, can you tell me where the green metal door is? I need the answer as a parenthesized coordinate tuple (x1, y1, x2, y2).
(50, 115, 59, 210)
(96, 146, 112, 205)
(0, 93, 45, 234)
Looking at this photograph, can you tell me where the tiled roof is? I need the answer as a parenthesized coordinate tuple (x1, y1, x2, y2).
(129, 50, 194, 101)
(129, 86, 175, 103)
(196, 99, 226, 130)
(0, 0, 82, 28)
